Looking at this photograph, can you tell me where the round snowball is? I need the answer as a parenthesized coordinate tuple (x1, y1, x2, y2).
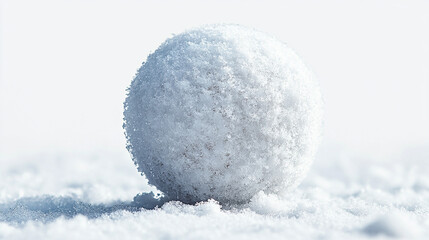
(124, 24, 322, 204)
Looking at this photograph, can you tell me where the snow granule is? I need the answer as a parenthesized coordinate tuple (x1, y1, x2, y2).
(362, 212, 423, 238)
(123, 24, 323, 204)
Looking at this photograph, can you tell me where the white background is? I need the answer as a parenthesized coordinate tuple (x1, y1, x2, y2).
(1, 0, 428, 163)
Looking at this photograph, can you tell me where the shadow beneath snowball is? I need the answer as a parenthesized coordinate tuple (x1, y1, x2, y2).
(0, 192, 168, 225)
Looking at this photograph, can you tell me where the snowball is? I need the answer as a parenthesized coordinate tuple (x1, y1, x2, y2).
(123, 24, 322, 204)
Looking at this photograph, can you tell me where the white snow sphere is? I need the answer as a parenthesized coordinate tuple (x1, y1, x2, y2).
(124, 24, 322, 204)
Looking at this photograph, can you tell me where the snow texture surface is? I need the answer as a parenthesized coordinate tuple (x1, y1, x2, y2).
(0, 149, 428, 240)
(124, 24, 322, 204)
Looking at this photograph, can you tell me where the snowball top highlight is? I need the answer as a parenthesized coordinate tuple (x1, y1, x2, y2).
(124, 24, 322, 204)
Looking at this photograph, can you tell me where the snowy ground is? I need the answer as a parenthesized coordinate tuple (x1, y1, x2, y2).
(1, 144, 428, 240)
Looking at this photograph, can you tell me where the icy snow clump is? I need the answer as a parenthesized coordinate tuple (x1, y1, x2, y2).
(124, 24, 322, 204)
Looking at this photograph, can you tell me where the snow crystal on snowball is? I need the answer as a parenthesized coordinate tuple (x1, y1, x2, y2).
(123, 24, 323, 204)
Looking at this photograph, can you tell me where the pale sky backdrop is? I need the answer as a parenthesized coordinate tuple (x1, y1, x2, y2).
(1, 0, 428, 162)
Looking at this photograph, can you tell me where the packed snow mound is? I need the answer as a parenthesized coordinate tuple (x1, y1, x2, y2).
(123, 24, 323, 204)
